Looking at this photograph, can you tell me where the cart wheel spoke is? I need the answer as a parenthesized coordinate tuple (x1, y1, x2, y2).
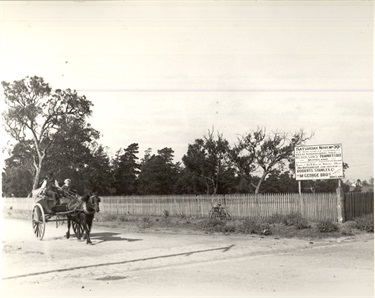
(32, 204, 46, 240)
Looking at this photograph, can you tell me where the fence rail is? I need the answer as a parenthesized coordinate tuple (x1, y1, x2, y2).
(4, 192, 373, 221)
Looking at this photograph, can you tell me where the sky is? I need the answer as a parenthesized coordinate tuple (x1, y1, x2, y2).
(0, 0, 373, 182)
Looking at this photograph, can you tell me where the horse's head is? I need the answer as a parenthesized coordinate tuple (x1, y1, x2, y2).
(88, 194, 101, 213)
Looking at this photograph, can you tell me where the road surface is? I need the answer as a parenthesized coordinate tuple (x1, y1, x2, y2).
(1, 218, 374, 297)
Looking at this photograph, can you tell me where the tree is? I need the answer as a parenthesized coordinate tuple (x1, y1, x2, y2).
(261, 171, 299, 193)
(82, 144, 113, 195)
(2, 76, 94, 190)
(2, 141, 35, 196)
(137, 148, 179, 195)
(112, 143, 140, 195)
(182, 129, 235, 194)
(233, 128, 313, 194)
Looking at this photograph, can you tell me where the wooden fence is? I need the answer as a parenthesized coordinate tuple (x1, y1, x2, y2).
(2, 193, 373, 222)
(98, 193, 341, 221)
(344, 192, 374, 220)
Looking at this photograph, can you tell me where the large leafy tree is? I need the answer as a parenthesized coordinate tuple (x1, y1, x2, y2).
(112, 143, 140, 195)
(2, 76, 94, 190)
(233, 128, 313, 194)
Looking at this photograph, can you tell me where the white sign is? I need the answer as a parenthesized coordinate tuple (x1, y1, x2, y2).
(295, 144, 344, 181)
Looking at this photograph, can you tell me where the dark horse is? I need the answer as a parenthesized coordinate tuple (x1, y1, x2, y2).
(65, 194, 101, 244)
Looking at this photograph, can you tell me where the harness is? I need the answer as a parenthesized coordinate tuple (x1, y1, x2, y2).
(82, 201, 95, 215)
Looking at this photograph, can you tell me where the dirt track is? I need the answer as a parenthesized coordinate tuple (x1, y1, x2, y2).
(1, 218, 374, 297)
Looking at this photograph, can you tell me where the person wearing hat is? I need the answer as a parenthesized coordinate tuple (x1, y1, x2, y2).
(61, 178, 77, 198)
(39, 173, 60, 213)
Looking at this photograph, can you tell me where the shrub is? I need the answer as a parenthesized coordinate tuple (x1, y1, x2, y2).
(197, 219, 226, 233)
(163, 210, 170, 218)
(340, 225, 355, 236)
(237, 219, 272, 235)
(317, 220, 339, 233)
(222, 223, 236, 233)
(265, 213, 287, 224)
(281, 212, 310, 229)
(353, 214, 374, 233)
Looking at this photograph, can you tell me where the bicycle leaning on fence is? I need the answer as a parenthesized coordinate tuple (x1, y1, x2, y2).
(209, 203, 231, 220)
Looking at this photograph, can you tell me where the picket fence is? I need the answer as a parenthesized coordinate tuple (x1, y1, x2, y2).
(4, 192, 373, 221)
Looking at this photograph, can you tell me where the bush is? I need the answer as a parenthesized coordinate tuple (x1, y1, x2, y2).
(317, 220, 339, 233)
(237, 219, 272, 235)
(265, 213, 287, 224)
(353, 214, 374, 233)
(282, 212, 310, 229)
(340, 222, 355, 236)
(198, 219, 226, 233)
(222, 223, 236, 233)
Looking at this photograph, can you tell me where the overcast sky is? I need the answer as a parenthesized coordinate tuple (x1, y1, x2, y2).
(0, 1, 373, 182)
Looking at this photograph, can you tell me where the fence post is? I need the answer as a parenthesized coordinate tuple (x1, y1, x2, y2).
(336, 186, 345, 223)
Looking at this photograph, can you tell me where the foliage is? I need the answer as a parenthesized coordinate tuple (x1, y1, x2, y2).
(137, 148, 180, 195)
(182, 129, 236, 194)
(232, 127, 313, 194)
(301, 179, 350, 193)
(261, 172, 299, 193)
(112, 143, 140, 195)
(317, 220, 339, 233)
(236, 219, 272, 235)
(282, 212, 311, 229)
(352, 214, 374, 233)
(2, 76, 95, 190)
(2, 168, 33, 197)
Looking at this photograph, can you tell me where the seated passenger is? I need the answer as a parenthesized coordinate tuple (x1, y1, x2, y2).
(61, 179, 78, 198)
(40, 173, 60, 213)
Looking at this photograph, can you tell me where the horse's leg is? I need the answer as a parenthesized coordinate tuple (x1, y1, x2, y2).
(66, 216, 71, 239)
(82, 215, 92, 245)
(77, 214, 84, 241)
(78, 214, 91, 244)
(86, 215, 94, 243)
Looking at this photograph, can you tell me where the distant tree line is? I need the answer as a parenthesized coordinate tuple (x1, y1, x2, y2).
(2, 76, 351, 197)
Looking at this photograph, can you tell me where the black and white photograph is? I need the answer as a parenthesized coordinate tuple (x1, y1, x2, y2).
(1, 1, 374, 297)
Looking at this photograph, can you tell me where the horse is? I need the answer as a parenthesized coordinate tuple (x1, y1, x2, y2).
(65, 194, 101, 244)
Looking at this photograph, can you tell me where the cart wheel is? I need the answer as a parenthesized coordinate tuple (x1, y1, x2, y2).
(32, 204, 46, 240)
(210, 211, 219, 220)
(72, 221, 84, 239)
(209, 210, 216, 219)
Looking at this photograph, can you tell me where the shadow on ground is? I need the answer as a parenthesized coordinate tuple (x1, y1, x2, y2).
(90, 232, 143, 244)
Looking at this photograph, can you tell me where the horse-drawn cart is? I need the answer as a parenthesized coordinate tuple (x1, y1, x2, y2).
(31, 190, 84, 241)
(32, 202, 84, 240)
(31, 189, 100, 244)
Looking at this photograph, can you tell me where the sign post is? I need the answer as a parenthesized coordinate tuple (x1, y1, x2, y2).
(295, 143, 345, 222)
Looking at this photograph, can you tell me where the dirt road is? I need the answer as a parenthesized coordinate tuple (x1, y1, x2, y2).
(1, 218, 374, 297)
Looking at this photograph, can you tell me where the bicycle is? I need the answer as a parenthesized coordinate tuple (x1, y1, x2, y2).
(209, 203, 231, 220)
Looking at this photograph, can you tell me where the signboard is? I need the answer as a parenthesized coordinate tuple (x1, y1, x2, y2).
(295, 144, 343, 181)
